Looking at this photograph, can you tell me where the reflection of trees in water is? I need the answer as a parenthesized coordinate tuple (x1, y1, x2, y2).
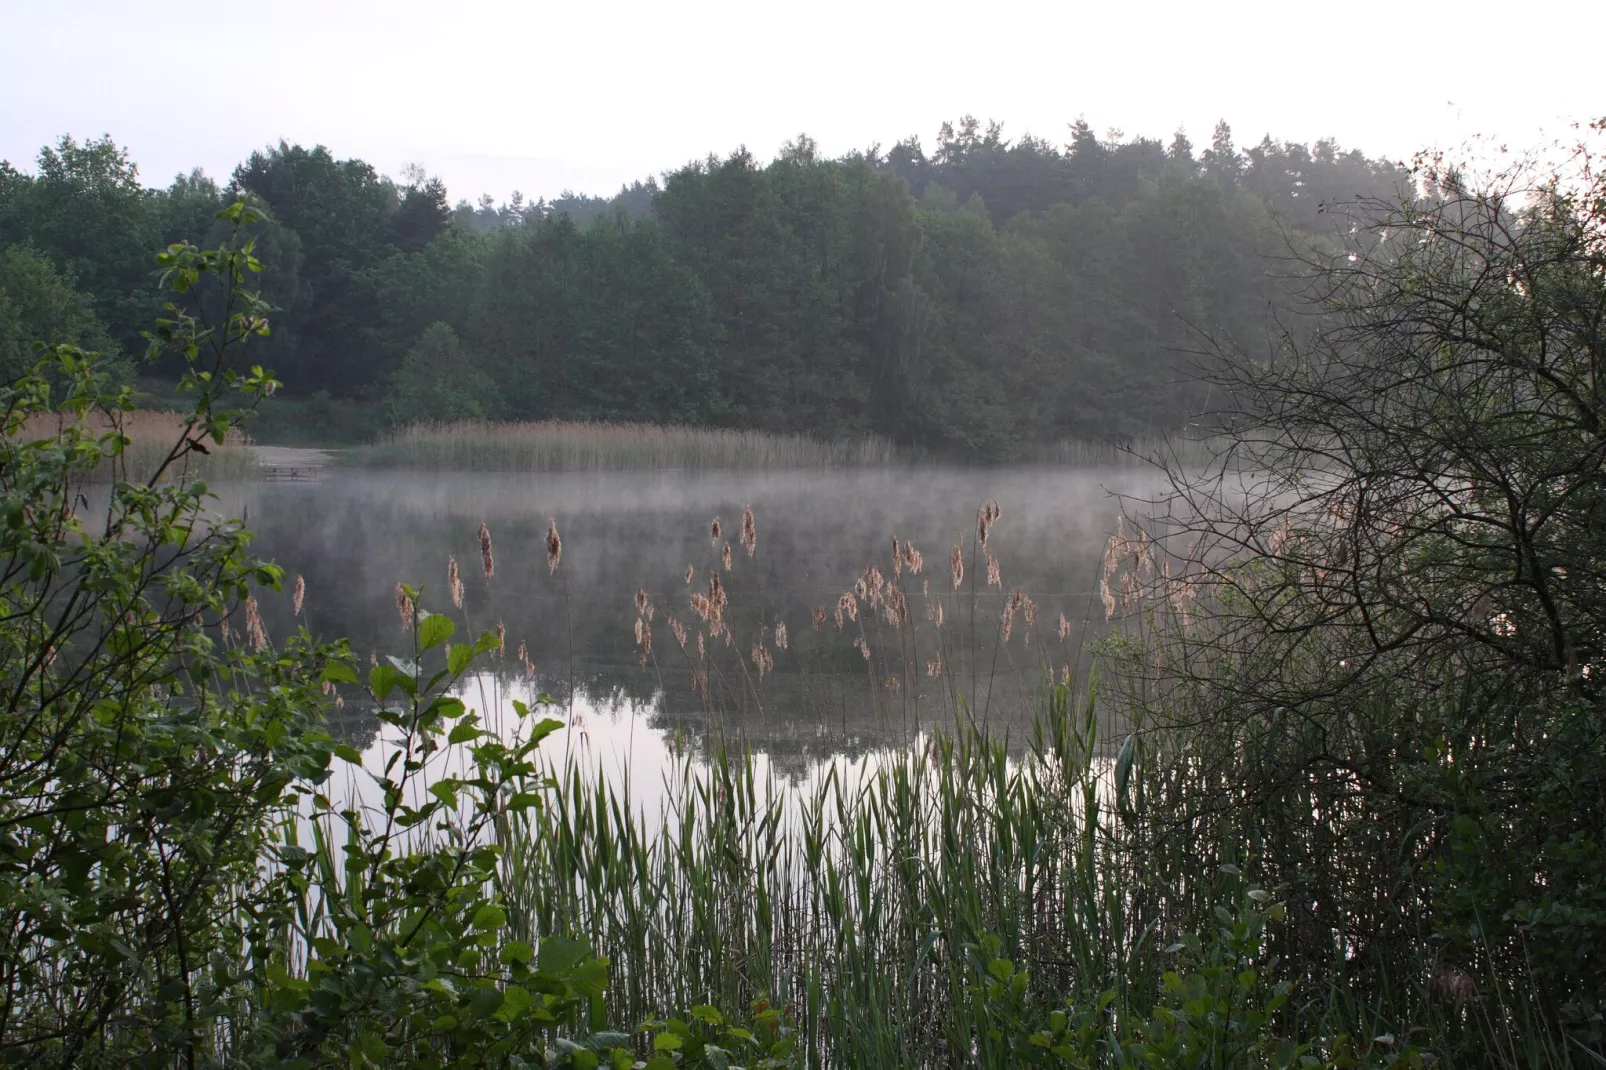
(232, 467, 1154, 759)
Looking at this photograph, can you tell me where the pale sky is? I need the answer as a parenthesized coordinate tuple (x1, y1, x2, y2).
(3, 0, 1602, 204)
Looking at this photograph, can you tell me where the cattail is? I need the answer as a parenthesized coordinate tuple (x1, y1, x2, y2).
(986, 552, 1001, 588)
(751, 643, 772, 679)
(774, 619, 788, 651)
(722, 542, 732, 572)
(883, 675, 900, 693)
(978, 500, 1000, 548)
(370, 651, 378, 667)
(951, 540, 964, 589)
(926, 654, 943, 677)
(496, 621, 506, 655)
(903, 541, 923, 575)
(219, 616, 232, 644)
(635, 586, 649, 616)
(245, 595, 269, 651)
(395, 583, 415, 630)
(448, 557, 464, 609)
(854, 636, 872, 660)
(477, 522, 495, 581)
(635, 617, 652, 666)
(740, 506, 757, 557)
(891, 535, 902, 576)
(929, 601, 944, 627)
(685, 564, 695, 584)
(669, 617, 688, 648)
(813, 606, 826, 631)
(708, 573, 726, 623)
(293, 574, 305, 616)
(1058, 613, 1071, 641)
(710, 516, 722, 543)
(690, 592, 712, 622)
(518, 641, 534, 677)
(1000, 602, 1015, 643)
(1100, 574, 1117, 620)
(545, 520, 562, 574)
(697, 632, 706, 660)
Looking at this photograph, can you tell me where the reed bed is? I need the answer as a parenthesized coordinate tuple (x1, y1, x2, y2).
(16, 409, 260, 482)
(1024, 434, 1227, 469)
(353, 420, 907, 471)
(497, 689, 1157, 1066)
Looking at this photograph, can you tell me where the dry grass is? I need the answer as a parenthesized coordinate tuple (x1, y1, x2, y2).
(352, 420, 907, 471)
(16, 409, 260, 482)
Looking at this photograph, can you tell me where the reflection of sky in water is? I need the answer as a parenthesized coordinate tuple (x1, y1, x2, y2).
(324, 673, 934, 846)
(218, 465, 1162, 773)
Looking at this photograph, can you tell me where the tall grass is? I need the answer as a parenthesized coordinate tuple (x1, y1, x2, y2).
(17, 409, 260, 482)
(496, 687, 1147, 1066)
(353, 420, 908, 471)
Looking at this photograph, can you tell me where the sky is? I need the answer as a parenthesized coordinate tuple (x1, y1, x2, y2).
(3, 0, 1602, 205)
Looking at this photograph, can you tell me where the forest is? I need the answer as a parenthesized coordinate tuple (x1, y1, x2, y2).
(0, 119, 1409, 456)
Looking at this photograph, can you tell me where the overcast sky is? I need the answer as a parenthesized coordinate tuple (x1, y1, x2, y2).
(3, 0, 1602, 204)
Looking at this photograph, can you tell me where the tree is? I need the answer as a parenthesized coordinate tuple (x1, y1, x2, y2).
(0, 243, 121, 383)
(1120, 130, 1606, 1050)
(385, 320, 498, 424)
(0, 135, 159, 351)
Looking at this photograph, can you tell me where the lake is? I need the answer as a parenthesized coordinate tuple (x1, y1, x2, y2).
(218, 465, 1160, 778)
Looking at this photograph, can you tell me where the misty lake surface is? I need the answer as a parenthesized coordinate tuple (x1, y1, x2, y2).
(217, 466, 1160, 781)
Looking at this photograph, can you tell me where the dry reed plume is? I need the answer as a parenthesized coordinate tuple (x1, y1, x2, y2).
(448, 557, 464, 609)
(546, 520, 562, 573)
(477, 523, 495, 581)
(17, 408, 258, 482)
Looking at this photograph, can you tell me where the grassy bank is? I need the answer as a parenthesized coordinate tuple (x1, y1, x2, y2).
(350, 420, 907, 471)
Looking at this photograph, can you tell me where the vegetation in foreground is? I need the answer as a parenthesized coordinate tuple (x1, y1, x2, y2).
(2, 132, 1604, 1068)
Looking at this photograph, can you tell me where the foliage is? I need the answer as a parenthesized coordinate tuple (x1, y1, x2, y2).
(1112, 127, 1606, 1062)
(0, 202, 611, 1067)
(384, 321, 500, 425)
(1, 122, 1409, 455)
(0, 242, 124, 384)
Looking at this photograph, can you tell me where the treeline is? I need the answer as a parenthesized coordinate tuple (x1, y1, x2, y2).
(0, 121, 1411, 457)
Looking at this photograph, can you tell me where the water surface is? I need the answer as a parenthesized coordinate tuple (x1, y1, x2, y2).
(219, 466, 1158, 773)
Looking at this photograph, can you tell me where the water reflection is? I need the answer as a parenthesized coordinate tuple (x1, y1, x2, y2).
(221, 466, 1159, 765)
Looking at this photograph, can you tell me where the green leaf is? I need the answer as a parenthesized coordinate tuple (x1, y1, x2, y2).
(537, 935, 588, 974)
(321, 661, 359, 685)
(418, 612, 454, 650)
(500, 940, 534, 966)
(334, 744, 364, 765)
(471, 903, 506, 931)
(447, 642, 475, 674)
(369, 663, 400, 701)
(467, 984, 504, 1018)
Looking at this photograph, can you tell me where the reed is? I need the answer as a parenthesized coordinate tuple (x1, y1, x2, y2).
(351, 419, 908, 471)
(16, 409, 260, 482)
(495, 687, 1146, 1065)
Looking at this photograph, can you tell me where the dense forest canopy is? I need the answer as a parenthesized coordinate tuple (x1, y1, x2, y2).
(0, 121, 1411, 457)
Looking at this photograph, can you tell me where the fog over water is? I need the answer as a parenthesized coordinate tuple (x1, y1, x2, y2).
(216, 465, 1161, 774)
